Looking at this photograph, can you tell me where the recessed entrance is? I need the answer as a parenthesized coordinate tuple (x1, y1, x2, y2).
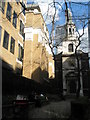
(69, 80, 76, 93)
(65, 72, 77, 94)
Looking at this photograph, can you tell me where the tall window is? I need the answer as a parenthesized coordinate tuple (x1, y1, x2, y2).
(3, 31, 9, 50)
(69, 28, 72, 34)
(0, 26, 2, 44)
(66, 28, 68, 36)
(68, 43, 74, 52)
(20, 20, 24, 38)
(6, 3, 12, 22)
(15, 0, 20, 4)
(10, 37, 15, 54)
(73, 28, 74, 34)
(13, 11, 17, 28)
(21, 1, 25, 15)
(18, 44, 23, 62)
(16, 2, 19, 4)
(0, 2, 5, 14)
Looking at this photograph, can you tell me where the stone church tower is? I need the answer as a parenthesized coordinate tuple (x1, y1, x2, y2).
(55, 9, 83, 96)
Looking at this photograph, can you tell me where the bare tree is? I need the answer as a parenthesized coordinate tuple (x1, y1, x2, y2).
(45, 0, 89, 97)
(9, 1, 89, 96)
(68, 1, 89, 97)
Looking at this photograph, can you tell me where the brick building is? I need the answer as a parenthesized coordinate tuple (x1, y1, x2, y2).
(0, 1, 26, 74)
(23, 4, 54, 82)
(0, 1, 54, 85)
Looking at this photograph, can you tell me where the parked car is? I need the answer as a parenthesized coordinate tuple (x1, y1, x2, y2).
(13, 95, 29, 106)
(28, 93, 49, 107)
(12, 95, 29, 114)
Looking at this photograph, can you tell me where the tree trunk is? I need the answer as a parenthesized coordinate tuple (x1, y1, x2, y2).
(76, 54, 81, 98)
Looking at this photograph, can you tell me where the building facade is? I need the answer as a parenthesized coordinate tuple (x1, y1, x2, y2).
(0, 1, 26, 74)
(0, 1, 54, 83)
(23, 4, 54, 82)
(55, 9, 89, 96)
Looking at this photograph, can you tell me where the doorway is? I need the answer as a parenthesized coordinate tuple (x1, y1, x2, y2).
(69, 80, 76, 93)
(65, 72, 77, 94)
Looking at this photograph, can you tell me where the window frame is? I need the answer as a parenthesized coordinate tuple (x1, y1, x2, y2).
(20, 20, 24, 38)
(15, 0, 20, 4)
(21, 1, 25, 15)
(73, 28, 74, 34)
(0, 2, 5, 14)
(3, 31, 9, 50)
(68, 43, 74, 52)
(69, 28, 72, 34)
(13, 11, 17, 28)
(10, 37, 15, 54)
(18, 43, 23, 62)
(6, 3, 12, 22)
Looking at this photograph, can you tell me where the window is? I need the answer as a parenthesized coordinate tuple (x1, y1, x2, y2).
(6, 3, 12, 22)
(21, 1, 25, 15)
(0, 2, 5, 14)
(20, 20, 24, 38)
(10, 37, 15, 54)
(3, 31, 9, 50)
(15, 0, 20, 4)
(66, 28, 68, 36)
(69, 28, 72, 34)
(68, 44, 74, 52)
(73, 28, 74, 34)
(18, 44, 23, 62)
(13, 11, 17, 28)
(0, 26, 2, 44)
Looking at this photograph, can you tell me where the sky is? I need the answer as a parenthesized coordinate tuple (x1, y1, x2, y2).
(27, 0, 88, 29)
(27, 0, 89, 53)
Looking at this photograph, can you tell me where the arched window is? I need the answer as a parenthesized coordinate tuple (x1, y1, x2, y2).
(68, 44, 74, 52)
(69, 28, 72, 34)
(73, 28, 74, 34)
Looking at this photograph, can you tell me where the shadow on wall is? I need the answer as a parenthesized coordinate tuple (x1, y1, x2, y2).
(31, 66, 49, 83)
(31, 67, 57, 93)
(2, 52, 89, 96)
(1, 59, 22, 75)
(54, 52, 89, 96)
(1, 59, 42, 95)
(2, 58, 54, 96)
(65, 53, 89, 96)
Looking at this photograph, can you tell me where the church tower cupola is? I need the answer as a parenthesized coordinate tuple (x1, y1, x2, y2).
(55, 8, 78, 54)
(65, 8, 76, 38)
